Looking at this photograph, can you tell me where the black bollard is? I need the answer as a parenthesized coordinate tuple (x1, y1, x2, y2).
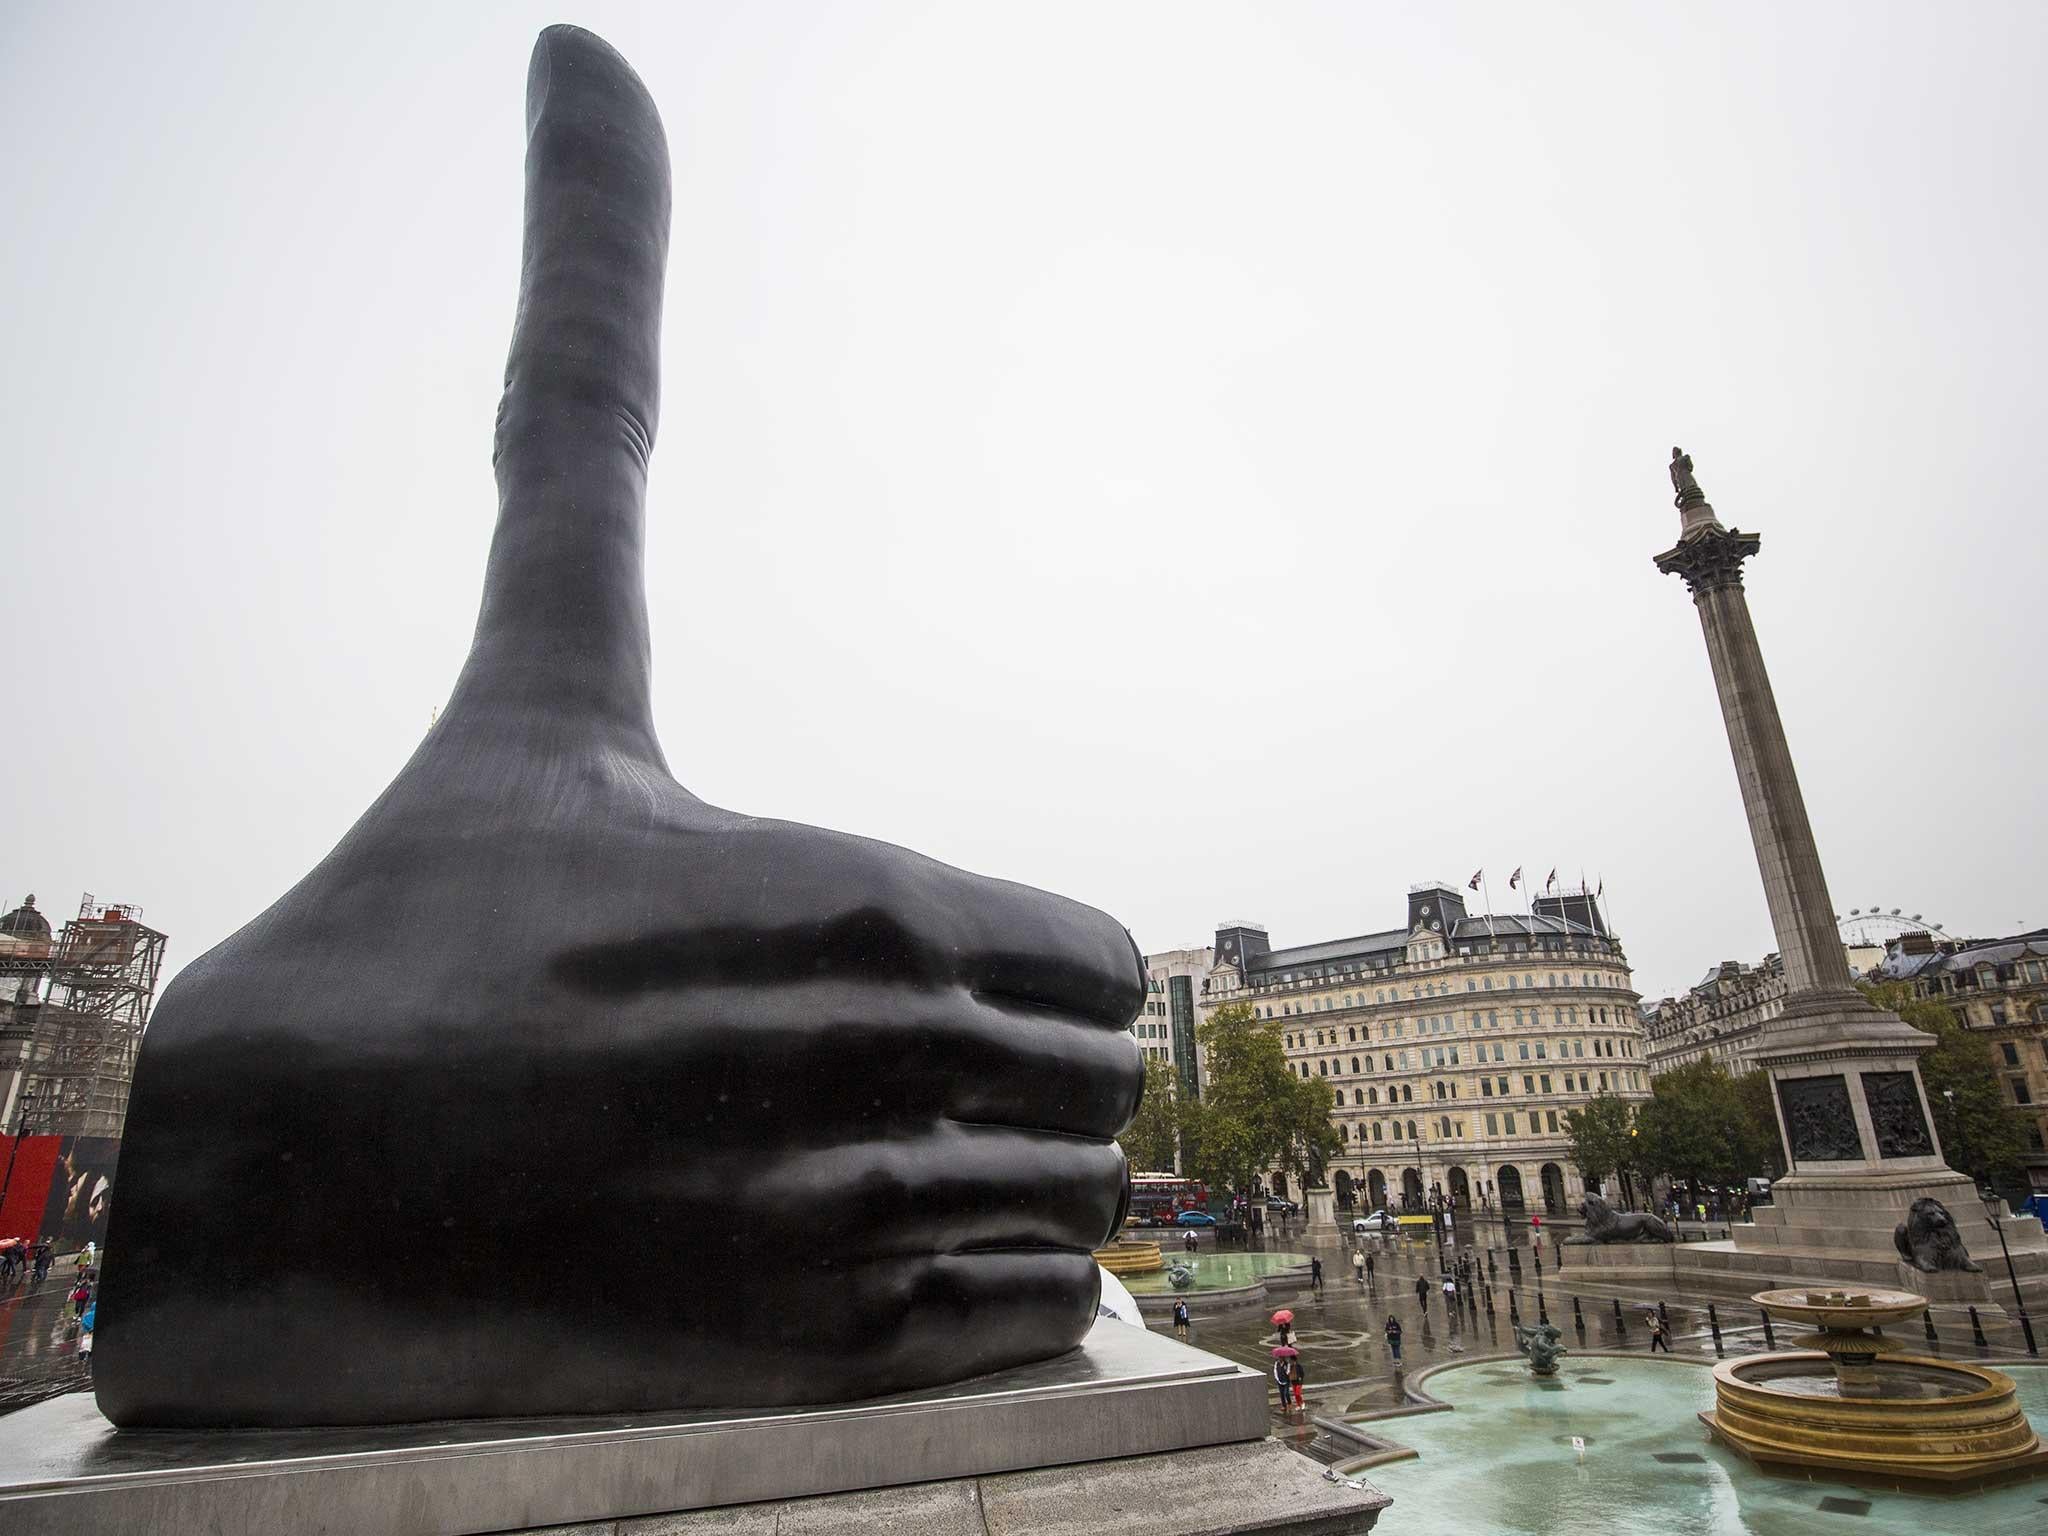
(1922, 1308, 1938, 1345)
(1483, 1284, 1494, 1316)
(1657, 1300, 1669, 1333)
(1760, 1307, 1775, 1350)
(1707, 1303, 1724, 1356)
(1612, 1298, 1625, 1337)
(1572, 1296, 1586, 1339)
(1969, 1306, 1987, 1349)
(1509, 1289, 1520, 1322)
(1533, 1246, 1543, 1276)
(2020, 1309, 2039, 1357)
(1487, 1250, 1498, 1280)
(1508, 1247, 1521, 1276)
(1538, 1289, 1549, 1324)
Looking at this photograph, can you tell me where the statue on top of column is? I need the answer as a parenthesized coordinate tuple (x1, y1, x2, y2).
(1670, 446, 1707, 510)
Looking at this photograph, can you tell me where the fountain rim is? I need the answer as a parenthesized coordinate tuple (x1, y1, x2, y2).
(1748, 1287, 1927, 1330)
(1713, 1350, 2022, 1407)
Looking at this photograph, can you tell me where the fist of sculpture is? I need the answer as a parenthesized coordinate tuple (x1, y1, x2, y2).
(96, 26, 1143, 1428)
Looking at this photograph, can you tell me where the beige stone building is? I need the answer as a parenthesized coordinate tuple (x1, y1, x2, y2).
(1641, 955, 1789, 1075)
(1870, 928, 2048, 1195)
(1205, 881, 1651, 1218)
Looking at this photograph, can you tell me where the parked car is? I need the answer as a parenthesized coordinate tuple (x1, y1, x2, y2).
(1264, 1198, 1299, 1214)
(1175, 1209, 1218, 1227)
(1352, 1209, 1395, 1233)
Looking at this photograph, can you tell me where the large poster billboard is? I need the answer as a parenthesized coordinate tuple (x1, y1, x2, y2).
(38, 1136, 120, 1252)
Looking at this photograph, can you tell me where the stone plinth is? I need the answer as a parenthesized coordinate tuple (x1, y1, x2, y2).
(0, 1321, 1278, 1536)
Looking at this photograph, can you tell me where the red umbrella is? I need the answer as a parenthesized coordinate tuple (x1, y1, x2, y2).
(1271, 1345, 1299, 1358)
(1271, 1309, 1294, 1325)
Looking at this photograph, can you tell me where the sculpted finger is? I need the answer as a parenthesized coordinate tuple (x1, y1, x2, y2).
(463, 25, 672, 732)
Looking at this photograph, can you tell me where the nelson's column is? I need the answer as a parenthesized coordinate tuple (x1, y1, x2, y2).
(1652, 448, 2045, 1310)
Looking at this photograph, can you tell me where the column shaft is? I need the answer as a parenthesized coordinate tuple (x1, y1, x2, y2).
(1692, 584, 1855, 1000)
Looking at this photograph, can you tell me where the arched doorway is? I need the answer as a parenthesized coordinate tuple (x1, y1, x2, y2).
(1333, 1169, 1354, 1210)
(1540, 1162, 1566, 1215)
(1402, 1167, 1424, 1210)
(1448, 1166, 1471, 1212)
(1368, 1169, 1387, 1211)
(1498, 1165, 1525, 1211)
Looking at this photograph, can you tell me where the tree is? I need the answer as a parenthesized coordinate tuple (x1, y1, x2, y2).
(1864, 982, 2027, 1190)
(1734, 1069, 1784, 1179)
(1123, 1058, 1182, 1174)
(1635, 1059, 1778, 1192)
(1181, 1002, 1337, 1202)
(1563, 1092, 1637, 1195)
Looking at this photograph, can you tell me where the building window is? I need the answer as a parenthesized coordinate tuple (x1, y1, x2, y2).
(1486, 1113, 1499, 1134)
(1523, 1075, 1535, 1094)
(2001, 1042, 2021, 1067)
(1546, 1110, 1560, 1132)
(1503, 1113, 1517, 1134)
(2013, 1078, 2034, 1106)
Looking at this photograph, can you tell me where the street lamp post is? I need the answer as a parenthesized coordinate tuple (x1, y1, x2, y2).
(1979, 1188, 2038, 1357)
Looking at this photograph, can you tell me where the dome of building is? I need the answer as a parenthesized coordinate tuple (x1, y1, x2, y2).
(0, 896, 51, 941)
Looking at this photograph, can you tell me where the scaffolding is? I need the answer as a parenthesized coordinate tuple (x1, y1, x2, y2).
(14, 894, 167, 1138)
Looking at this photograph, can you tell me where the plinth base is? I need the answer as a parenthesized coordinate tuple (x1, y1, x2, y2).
(0, 1321, 1278, 1536)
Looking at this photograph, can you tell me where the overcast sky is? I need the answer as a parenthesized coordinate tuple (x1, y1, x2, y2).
(5, 1, 2043, 1008)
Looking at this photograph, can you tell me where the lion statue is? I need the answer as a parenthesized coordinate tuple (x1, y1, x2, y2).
(1566, 1194, 1676, 1244)
(1894, 1197, 1982, 1273)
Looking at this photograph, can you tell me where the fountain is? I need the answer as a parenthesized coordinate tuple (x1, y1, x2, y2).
(1092, 1236, 1165, 1278)
(1513, 1321, 1567, 1377)
(1701, 1287, 2048, 1489)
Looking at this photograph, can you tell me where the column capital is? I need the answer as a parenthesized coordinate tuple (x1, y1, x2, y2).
(1654, 524, 1762, 598)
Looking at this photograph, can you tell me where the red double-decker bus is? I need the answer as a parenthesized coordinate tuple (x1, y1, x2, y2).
(1127, 1172, 1209, 1225)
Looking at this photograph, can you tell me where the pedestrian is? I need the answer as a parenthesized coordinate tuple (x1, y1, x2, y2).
(1172, 1298, 1190, 1341)
(1384, 1314, 1404, 1364)
(1364, 1250, 1376, 1288)
(1271, 1353, 1294, 1409)
(1290, 1353, 1306, 1408)
(1441, 1274, 1457, 1309)
(1184, 1231, 1197, 1254)
(77, 1304, 94, 1373)
(33, 1240, 51, 1285)
(1648, 1311, 1671, 1353)
(1273, 1318, 1295, 1349)
(69, 1279, 90, 1320)
(1352, 1250, 1366, 1289)
(1414, 1274, 1429, 1313)
(1310, 1256, 1323, 1295)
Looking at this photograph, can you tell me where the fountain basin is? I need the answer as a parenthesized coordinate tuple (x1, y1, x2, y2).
(1093, 1239, 1164, 1277)
(1703, 1353, 2047, 1488)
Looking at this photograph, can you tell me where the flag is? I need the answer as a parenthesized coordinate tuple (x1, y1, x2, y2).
(1509, 868, 1522, 889)
(1545, 869, 1557, 893)
(1468, 869, 1483, 891)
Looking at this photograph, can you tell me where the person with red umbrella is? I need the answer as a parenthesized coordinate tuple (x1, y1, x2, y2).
(1270, 1308, 1295, 1349)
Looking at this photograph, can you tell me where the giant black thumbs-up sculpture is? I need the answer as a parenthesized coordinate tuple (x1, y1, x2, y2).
(96, 26, 1143, 1429)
